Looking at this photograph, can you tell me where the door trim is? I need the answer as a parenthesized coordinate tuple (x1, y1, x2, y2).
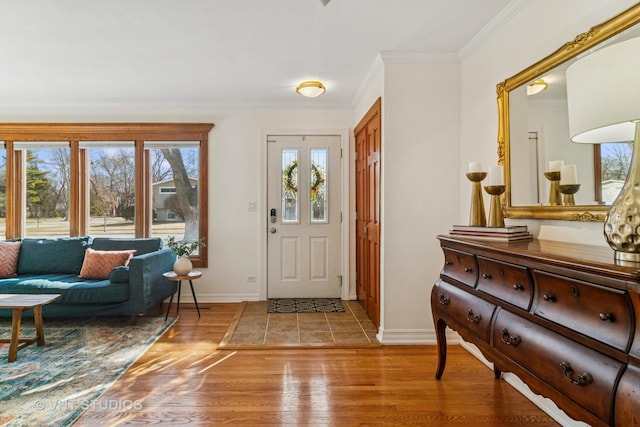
(258, 128, 351, 301)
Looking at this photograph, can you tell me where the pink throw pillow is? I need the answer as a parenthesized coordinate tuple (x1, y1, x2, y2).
(79, 248, 136, 280)
(0, 241, 21, 278)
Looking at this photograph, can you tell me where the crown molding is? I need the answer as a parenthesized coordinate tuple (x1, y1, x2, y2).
(379, 51, 459, 63)
(458, 0, 531, 59)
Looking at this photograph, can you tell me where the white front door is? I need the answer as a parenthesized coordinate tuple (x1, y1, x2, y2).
(267, 135, 342, 298)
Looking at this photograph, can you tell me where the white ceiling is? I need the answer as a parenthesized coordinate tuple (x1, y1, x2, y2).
(0, 0, 514, 107)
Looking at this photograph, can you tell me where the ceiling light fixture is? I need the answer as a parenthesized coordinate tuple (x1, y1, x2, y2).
(527, 79, 548, 96)
(296, 81, 326, 98)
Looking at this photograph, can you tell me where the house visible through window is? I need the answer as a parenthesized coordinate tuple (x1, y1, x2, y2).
(0, 123, 212, 267)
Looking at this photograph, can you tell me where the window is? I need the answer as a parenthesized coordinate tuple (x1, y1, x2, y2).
(0, 123, 213, 267)
(20, 143, 71, 238)
(147, 142, 202, 255)
(281, 148, 299, 223)
(85, 142, 136, 238)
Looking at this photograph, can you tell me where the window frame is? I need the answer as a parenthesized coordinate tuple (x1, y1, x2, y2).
(0, 123, 213, 268)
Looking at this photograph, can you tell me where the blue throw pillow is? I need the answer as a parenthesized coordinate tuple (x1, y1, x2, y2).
(17, 237, 90, 275)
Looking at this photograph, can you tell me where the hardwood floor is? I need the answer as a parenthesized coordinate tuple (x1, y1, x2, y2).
(76, 303, 559, 426)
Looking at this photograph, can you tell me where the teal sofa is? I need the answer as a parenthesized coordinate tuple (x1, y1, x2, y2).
(0, 236, 176, 318)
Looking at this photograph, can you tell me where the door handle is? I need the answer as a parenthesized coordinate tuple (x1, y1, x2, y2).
(270, 227, 277, 234)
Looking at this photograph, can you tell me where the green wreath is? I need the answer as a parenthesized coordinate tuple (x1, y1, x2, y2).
(282, 160, 325, 199)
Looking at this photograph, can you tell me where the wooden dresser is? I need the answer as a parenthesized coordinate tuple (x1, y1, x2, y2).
(431, 235, 640, 427)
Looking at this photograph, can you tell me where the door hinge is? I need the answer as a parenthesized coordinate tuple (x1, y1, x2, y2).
(340, 148, 343, 158)
(355, 211, 358, 220)
(338, 275, 343, 287)
(355, 271, 359, 281)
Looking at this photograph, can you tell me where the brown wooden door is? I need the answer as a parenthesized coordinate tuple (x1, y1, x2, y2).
(355, 98, 381, 327)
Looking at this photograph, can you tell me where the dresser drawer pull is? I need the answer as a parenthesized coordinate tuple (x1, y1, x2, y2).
(464, 267, 473, 273)
(466, 309, 482, 324)
(512, 283, 523, 291)
(571, 285, 580, 298)
(482, 273, 492, 279)
(444, 260, 452, 266)
(543, 293, 556, 302)
(499, 328, 521, 346)
(599, 312, 614, 322)
(439, 294, 451, 305)
(560, 361, 593, 386)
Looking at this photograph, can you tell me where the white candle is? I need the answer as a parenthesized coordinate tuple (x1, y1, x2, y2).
(560, 164, 578, 185)
(468, 161, 483, 173)
(487, 165, 504, 185)
(548, 160, 564, 172)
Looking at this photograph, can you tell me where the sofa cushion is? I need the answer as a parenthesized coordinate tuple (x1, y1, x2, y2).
(79, 248, 136, 280)
(109, 266, 130, 283)
(0, 273, 129, 304)
(90, 237, 162, 255)
(18, 237, 90, 275)
(0, 241, 21, 278)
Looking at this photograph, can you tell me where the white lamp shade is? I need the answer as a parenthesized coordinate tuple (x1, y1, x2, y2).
(566, 36, 640, 143)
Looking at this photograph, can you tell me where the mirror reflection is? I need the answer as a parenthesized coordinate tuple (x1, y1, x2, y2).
(509, 25, 640, 208)
(499, 4, 640, 220)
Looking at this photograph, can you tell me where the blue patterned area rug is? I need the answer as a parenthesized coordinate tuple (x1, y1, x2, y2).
(0, 316, 175, 427)
(267, 298, 345, 313)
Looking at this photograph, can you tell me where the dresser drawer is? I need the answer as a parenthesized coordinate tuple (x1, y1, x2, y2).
(433, 279, 495, 342)
(494, 309, 624, 425)
(477, 256, 533, 310)
(441, 248, 478, 288)
(533, 270, 633, 351)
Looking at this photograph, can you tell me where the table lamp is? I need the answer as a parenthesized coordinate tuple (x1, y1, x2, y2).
(567, 36, 640, 261)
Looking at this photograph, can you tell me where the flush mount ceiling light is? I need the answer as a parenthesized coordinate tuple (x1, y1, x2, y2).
(296, 81, 326, 98)
(527, 79, 548, 96)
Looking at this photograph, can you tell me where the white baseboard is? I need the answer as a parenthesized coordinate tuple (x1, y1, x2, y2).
(166, 293, 260, 303)
(376, 328, 459, 345)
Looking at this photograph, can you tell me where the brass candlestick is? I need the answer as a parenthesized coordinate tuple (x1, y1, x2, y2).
(484, 185, 507, 227)
(544, 171, 562, 205)
(466, 172, 487, 226)
(559, 184, 581, 206)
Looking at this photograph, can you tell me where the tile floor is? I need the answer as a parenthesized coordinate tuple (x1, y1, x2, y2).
(224, 300, 379, 346)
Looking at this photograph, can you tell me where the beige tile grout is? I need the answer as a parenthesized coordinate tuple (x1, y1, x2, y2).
(344, 301, 371, 343)
(239, 301, 374, 345)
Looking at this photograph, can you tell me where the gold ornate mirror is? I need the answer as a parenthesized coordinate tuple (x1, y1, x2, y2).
(498, 4, 640, 221)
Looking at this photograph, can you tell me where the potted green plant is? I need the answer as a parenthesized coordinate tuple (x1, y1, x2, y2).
(166, 236, 205, 275)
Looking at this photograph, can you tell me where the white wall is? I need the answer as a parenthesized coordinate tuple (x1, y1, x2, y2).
(375, 61, 460, 343)
(460, 0, 639, 242)
(0, 103, 354, 302)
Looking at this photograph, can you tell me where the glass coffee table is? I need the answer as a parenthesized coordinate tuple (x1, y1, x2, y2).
(0, 293, 61, 362)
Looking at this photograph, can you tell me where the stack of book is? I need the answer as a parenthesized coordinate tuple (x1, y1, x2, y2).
(449, 225, 533, 242)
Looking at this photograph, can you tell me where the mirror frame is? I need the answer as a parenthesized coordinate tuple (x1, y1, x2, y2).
(498, 4, 640, 221)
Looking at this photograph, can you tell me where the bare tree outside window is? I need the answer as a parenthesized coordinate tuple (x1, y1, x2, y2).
(600, 142, 633, 205)
(160, 148, 199, 241)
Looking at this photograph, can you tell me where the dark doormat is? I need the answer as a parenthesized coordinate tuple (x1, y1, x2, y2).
(267, 298, 345, 313)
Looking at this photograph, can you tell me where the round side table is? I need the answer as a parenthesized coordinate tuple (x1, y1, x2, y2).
(163, 270, 202, 320)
